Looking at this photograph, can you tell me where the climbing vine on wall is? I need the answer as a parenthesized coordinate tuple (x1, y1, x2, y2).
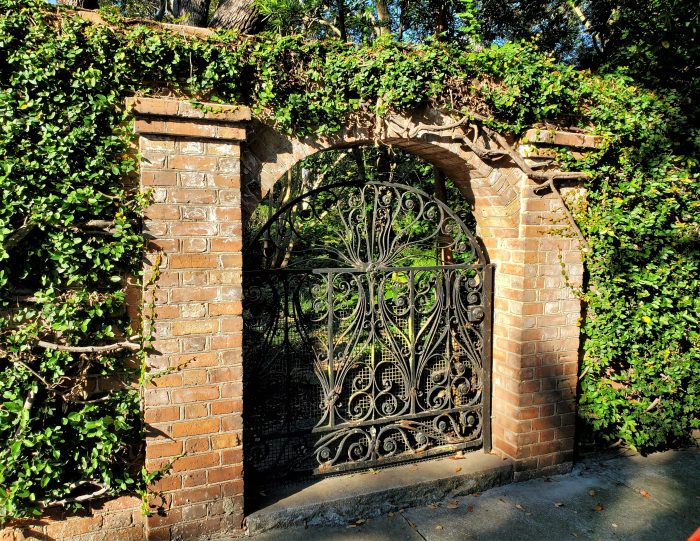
(0, 0, 698, 521)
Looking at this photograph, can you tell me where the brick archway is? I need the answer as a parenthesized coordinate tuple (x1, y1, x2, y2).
(129, 97, 588, 540)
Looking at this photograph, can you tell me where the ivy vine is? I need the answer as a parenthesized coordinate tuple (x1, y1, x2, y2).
(0, 0, 698, 521)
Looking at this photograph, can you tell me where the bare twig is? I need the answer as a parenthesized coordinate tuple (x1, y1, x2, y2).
(39, 481, 109, 508)
(302, 16, 343, 37)
(15, 360, 51, 388)
(15, 388, 37, 439)
(578, 364, 591, 381)
(644, 397, 661, 413)
(36, 339, 140, 353)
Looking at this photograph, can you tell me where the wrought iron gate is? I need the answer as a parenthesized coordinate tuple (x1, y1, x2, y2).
(243, 181, 492, 487)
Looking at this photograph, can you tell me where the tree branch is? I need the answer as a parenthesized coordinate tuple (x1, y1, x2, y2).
(302, 16, 343, 37)
(5, 223, 37, 250)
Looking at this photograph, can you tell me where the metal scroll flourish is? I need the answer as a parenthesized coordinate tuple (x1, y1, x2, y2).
(243, 181, 492, 486)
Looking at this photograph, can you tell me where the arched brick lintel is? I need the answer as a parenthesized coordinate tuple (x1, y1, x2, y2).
(241, 109, 520, 229)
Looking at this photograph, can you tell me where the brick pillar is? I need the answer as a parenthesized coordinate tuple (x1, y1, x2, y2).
(128, 97, 250, 540)
(482, 166, 586, 479)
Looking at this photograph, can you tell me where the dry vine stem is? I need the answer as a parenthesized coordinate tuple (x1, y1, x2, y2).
(39, 481, 109, 508)
(36, 339, 141, 353)
(393, 112, 590, 251)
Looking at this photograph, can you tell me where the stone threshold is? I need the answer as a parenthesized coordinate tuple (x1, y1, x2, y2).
(244, 451, 514, 535)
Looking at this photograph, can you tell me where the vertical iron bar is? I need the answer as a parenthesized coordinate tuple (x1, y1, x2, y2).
(446, 268, 453, 409)
(368, 273, 376, 421)
(326, 271, 335, 428)
(283, 274, 291, 435)
(482, 264, 494, 453)
(409, 268, 416, 415)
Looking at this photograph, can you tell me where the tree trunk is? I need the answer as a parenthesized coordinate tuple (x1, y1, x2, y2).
(375, 0, 391, 36)
(178, 0, 211, 26)
(337, 0, 348, 42)
(435, 3, 448, 40)
(210, 0, 265, 33)
(57, 0, 99, 9)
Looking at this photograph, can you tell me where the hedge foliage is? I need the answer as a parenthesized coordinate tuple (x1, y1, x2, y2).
(1, 0, 698, 520)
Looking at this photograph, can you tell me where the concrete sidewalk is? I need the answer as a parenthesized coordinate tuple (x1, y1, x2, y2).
(246, 448, 700, 541)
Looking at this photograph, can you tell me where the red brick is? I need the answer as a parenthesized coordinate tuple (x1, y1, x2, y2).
(182, 469, 208, 488)
(171, 386, 220, 405)
(211, 399, 242, 415)
(146, 441, 183, 459)
(142, 171, 178, 186)
(150, 474, 181, 492)
(170, 287, 218, 302)
(181, 238, 208, 253)
(147, 526, 174, 541)
(171, 452, 220, 473)
(169, 254, 219, 270)
(208, 465, 242, 484)
(210, 367, 241, 384)
(221, 414, 242, 431)
(154, 305, 180, 320)
(171, 485, 221, 507)
(148, 373, 183, 388)
(168, 189, 216, 205)
(216, 126, 246, 140)
(221, 447, 243, 465)
(532, 415, 561, 431)
(185, 437, 211, 453)
(212, 174, 241, 188)
(211, 335, 242, 349)
(209, 302, 242, 316)
(130, 97, 180, 116)
(221, 382, 243, 398)
(212, 433, 242, 450)
(171, 517, 224, 540)
(184, 403, 209, 419)
(220, 254, 243, 267)
(172, 352, 218, 368)
(214, 207, 241, 221)
(145, 205, 180, 221)
(517, 407, 540, 420)
(181, 270, 208, 286)
(170, 222, 218, 236)
(221, 480, 244, 497)
(171, 418, 220, 438)
(210, 238, 243, 252)
(182, 370, 208, 385)
(171, 319, 219, 336)
(134, 118, 167, 135)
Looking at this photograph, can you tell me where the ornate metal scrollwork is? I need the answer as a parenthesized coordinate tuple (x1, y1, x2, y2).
(244, 182, 492, 487)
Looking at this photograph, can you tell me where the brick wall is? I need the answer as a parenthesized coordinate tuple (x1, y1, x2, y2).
(1, 98, 597, 541)
(1, 496, 143, 541)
